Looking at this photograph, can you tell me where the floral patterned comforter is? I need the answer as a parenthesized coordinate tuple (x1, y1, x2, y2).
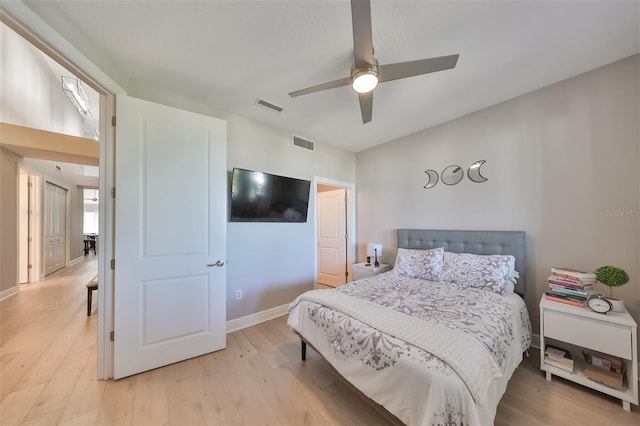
(287, 272, 532, 426)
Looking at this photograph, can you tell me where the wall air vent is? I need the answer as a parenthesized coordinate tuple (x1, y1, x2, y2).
(255, 98, 283, 112)
(292, 135, 314, 151)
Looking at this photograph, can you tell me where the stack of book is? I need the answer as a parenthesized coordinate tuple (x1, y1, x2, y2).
(544, 345, 574, 373)
(546, 267, 596, 307)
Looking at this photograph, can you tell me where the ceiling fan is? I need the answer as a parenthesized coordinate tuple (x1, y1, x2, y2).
(288, 0, 459, 124)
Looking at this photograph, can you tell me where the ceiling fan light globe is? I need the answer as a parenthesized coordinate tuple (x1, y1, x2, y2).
(352, 71, 378, 93)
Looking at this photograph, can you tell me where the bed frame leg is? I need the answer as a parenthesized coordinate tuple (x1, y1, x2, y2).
(301, 340, 306, 361)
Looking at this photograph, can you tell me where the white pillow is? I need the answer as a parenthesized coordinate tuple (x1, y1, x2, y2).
(441, 251, 516, 294)
(393, 247, 444, 281)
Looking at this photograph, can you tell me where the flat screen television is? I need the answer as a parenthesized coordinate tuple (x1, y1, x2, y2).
(229, 168, 311, 222)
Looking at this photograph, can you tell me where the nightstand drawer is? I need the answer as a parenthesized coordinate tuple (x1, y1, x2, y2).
(544, 310, 632, 359)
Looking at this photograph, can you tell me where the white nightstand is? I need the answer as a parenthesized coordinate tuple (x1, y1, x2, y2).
(352, 262, 391, 281)
(539, 294, 638, 411)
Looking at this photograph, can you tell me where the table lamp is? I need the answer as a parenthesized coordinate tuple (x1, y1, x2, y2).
(367, 243, 382, 267)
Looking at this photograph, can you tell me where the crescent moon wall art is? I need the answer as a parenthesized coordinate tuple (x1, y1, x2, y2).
(424, 169, 439, 189)
(467, 160, 488, 183)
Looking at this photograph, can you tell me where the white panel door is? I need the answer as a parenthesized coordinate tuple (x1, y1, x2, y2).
(317, 189, 347, 286)
(53, 185, 66, 272)
(114, 95, 227, 379)
(43, 182, 66, 276)
(43, 182, 54, 276)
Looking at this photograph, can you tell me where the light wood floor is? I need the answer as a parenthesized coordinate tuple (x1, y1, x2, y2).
(1, 257, 639, 426)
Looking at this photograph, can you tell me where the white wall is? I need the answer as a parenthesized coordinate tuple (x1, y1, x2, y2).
(356, 55, 640, 337)
(0, 23, 86, 137)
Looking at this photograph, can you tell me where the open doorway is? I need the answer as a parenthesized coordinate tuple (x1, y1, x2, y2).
(1, 12, 112, 379)
(314, 178, 356, 288)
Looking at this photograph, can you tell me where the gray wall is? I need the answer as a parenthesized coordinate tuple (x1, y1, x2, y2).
(356, 55, 640, 337)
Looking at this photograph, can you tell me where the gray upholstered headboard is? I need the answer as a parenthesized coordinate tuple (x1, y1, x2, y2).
(397, 229, 527, 295)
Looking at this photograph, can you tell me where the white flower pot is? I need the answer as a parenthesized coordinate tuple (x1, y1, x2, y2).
(605, 297, 625, 313)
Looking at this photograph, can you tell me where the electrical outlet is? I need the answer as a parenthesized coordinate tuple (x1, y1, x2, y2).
(235, 289, 243, 300)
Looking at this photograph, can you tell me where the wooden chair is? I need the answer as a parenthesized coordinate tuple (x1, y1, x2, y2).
(87, 276, 98, 316)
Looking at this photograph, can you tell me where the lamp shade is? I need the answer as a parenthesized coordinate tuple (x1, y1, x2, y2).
(366, 243, 382, 257)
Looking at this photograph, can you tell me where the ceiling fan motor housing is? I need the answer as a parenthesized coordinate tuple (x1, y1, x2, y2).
(351, 60, 379, 93)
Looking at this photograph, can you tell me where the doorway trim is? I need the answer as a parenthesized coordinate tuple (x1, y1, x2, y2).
(18, 168, 40, 284)
(312, 177, 356, 286)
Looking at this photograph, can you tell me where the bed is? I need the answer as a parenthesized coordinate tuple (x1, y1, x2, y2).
(287, 229, 532, 425)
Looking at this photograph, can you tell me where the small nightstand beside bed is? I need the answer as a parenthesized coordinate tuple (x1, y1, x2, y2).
(288, 229, 531, 425)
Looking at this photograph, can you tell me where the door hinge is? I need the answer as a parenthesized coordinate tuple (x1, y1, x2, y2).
(110, 330, 115, 342)
(345, 271, 349, 278)
(27, 264, 32, 269)
(110, 259, 115, 270)
(112, 116, 116, 127)
(111, 187, 116, 198)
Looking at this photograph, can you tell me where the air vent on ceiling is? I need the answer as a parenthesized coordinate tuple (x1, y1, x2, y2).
(292, 135, 314, 151)
(255, 98, 283, 112)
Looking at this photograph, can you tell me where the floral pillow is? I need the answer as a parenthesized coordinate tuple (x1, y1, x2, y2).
(441, 251, 516, 294)
(393, 247, 444, 281)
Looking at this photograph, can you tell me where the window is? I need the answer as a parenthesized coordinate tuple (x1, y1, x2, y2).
(83, 188, 99, 235)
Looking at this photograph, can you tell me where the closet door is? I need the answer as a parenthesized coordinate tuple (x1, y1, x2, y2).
(53, 185, 66, 271)
(44, 182, 66, 276)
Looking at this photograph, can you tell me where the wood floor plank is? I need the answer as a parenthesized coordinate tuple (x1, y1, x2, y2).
(94, 376, 136, 426)
(0, 383, 46, 426)
(163, 357, 209, 426)
(201, 347, 281, 425)
(131, 365, 169, 426)
(57, 347, 105, 426)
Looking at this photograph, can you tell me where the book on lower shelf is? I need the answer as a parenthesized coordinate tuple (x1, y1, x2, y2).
(544, 345, 574, 373)
(582, 349, 625, 390)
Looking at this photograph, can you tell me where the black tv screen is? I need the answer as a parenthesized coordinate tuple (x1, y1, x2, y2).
(229, 168, 311, 222)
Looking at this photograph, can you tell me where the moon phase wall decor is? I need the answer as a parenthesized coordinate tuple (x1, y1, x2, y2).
(441, 165, 464, 185)
(467, 160, 488, 183)
(423, 160, 488, 189)
(424, 170, 439, 189)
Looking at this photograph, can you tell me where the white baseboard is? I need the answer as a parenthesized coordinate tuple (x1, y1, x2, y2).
(0, 285, 19, 301)
(226, 303, 289, 334)
(69, 256, 84, 266)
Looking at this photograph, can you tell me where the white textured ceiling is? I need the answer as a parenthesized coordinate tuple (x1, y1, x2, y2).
(23, 1, 640, 153)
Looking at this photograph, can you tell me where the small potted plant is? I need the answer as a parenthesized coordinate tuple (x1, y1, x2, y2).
(595, 265, 630, 312)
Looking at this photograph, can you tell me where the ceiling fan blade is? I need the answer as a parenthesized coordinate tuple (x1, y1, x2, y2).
(378, 54, 459, 83)
(288, 76, 351, 97)
(351, 0, 374, 68)
(358, 92, 373, 124)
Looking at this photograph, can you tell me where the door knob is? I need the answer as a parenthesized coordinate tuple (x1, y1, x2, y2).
(206, 260, 225, 267)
